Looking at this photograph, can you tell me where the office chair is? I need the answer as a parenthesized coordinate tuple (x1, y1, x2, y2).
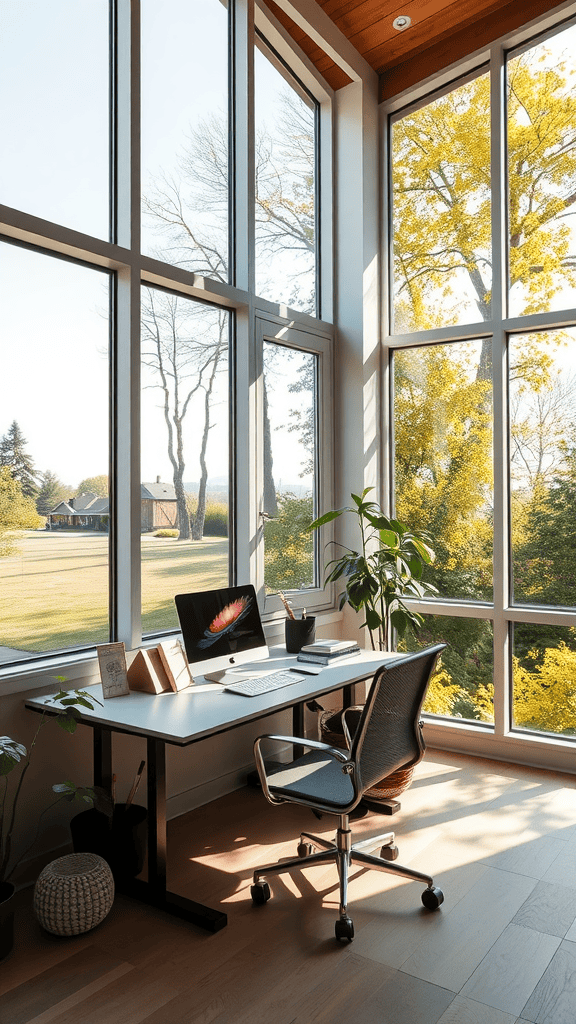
(251, 644, 447, 941)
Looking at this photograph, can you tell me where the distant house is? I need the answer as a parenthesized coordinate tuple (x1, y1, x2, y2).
(47, 493, 109, 531)
(140, 479, 178, 531)
(47, 479, 178, 532)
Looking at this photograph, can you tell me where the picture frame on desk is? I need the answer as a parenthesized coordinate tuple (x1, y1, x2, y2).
(97, 642, 130, 698)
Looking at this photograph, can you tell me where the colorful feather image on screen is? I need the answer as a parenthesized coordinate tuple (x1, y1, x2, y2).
(197, 594, 253, 648)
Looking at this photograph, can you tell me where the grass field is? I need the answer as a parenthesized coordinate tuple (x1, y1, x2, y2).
(0, 530, 228, 654)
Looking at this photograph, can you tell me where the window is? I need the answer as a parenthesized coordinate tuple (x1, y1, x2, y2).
(387, 16, 576, 745)
(140, 288, 231, 635)
(0, 3, 331, 675)
(141, 0, 230, 280)
(0, 242, 110, 661)
(1, 0, 110, 238)
(255, 38, 318, 315)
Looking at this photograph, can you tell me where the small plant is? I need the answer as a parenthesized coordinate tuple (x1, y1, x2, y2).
(309, 488, 437, 651)
(154, 529, 179, 538)
(0, 680, 102, 885)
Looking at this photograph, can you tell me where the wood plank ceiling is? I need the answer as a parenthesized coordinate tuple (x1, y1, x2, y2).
(261, 0, 568, 99)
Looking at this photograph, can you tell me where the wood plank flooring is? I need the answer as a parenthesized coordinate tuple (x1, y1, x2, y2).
(3, 749, 576, 1023)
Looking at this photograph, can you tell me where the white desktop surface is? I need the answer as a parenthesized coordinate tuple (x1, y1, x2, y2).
(26, 647, 402, 746)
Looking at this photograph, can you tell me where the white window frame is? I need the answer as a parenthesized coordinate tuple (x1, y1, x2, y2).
(381, 1, 576, 773)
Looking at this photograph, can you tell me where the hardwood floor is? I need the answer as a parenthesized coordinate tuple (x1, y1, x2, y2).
(3, 748, 576, 1023)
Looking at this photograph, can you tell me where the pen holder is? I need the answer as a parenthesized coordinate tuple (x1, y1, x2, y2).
(285, 616, 316, 654)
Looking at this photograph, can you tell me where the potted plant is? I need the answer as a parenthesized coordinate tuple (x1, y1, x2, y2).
(0, 681, 102, 959)
(308, 489, 438, 803)
(309, 487, 437, 650)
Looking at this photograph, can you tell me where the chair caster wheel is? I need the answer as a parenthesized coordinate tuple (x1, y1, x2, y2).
(251, 881, 271, 905)
(381, 843, 399, 861)
(298, 842, 314, 858)
(422, 886, 444, 910)
(335, 916, 354, 942)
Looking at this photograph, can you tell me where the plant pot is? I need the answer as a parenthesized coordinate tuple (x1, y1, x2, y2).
(285, 616, 316, 653)
(70, 804, 147, 880)
(0, 881, 15, 961)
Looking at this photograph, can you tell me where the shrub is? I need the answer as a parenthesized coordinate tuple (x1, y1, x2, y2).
(154, 529, 179, 538)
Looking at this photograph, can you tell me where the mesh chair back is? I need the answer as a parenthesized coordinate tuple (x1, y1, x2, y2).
(350, 644, 447, 796)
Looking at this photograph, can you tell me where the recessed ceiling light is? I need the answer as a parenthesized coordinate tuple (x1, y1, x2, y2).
(392, 15, 412, 31)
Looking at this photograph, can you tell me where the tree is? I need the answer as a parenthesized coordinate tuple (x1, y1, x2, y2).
(36, 471, 70, 516)
(75, 475, 108, 498)
(264, 493, 314, 591)
(143, 90, 316, 538)
(141, 290, 227, 541)
(0, 421, 37, 498)
(393, 53, 576, 334)
(0, 467, 42, 555)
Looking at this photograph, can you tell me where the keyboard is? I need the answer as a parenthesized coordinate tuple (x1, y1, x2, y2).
(224, 669, 307, 697)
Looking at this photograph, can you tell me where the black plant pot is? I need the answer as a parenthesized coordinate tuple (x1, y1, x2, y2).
(0, 881, 15, 961)
(70, 804, 147, 880)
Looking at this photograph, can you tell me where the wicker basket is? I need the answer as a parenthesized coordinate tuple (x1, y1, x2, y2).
(33, 852, 114, 936)
(319, 706, 416, 800)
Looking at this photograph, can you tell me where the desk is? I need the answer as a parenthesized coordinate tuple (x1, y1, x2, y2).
(26, 646, 399, 934)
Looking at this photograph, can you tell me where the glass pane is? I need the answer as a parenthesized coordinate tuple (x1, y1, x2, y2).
(391, 72, 491, 333)
(141, 0, 229, 280)
(255, 42, 317, 314)
(402, 615, 494, 724)
(0, 0, 109, 238)
(0, 243, 110, 664)
(393, 340, 493, 600)
(510, 329, 576, 608)
(508, 25, 576, 317)
(513, 624, 576, 736)
(263, 342, 317, 594)
(141, 288, 230, 634)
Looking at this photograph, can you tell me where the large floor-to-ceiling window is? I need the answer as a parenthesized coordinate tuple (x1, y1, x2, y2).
(0, 0, 334, 675)
(386, 12, 576, 759)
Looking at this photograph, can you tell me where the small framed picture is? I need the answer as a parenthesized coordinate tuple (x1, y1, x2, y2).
(97, 642, 130, 699)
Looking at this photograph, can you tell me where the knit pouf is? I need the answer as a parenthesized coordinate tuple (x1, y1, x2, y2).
(33, 852, 114, 936)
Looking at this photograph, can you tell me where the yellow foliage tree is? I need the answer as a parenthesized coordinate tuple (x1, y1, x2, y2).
(0, 466, 42, 555)
(513, 644, 576, 734)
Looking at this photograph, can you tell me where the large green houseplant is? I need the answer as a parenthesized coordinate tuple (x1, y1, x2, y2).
(0, 683, 101, 958)
(309, 488, 437, 650)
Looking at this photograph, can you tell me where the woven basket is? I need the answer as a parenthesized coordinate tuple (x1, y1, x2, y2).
(319, 706, 416, 800)
(33, 852, 114, 936)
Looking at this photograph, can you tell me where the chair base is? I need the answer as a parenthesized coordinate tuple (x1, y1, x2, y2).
(251, 814, 443, 941)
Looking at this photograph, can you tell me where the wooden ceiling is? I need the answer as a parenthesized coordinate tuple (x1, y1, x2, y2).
(261, 0, 566, 99)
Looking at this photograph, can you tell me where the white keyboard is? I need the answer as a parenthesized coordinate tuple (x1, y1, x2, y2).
(224, 669, 307, 697)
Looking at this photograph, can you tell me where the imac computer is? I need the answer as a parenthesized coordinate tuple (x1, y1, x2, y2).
(175, 584, 270, 683)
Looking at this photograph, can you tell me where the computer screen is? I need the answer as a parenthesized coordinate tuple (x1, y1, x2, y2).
(174, 584, 269, 681)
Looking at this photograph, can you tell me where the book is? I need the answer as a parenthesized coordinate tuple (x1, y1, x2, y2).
(127, 648, 172, 694)
(297, 645, 360, 666)
(300, 639, 359, 656)
(157, 638, 193, 691)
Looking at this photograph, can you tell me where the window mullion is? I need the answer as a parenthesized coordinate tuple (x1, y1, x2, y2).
(115, 0, 142, 649)
(490, 44, 510, 737)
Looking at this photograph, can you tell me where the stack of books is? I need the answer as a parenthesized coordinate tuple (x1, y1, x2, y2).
(297, 639, 360, 666)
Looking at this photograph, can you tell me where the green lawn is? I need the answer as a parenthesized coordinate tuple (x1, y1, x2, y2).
(0, 530, 228, 654)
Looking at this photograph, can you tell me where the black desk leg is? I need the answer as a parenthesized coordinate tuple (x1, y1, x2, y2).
(119, 735, 227, 933)
(93, 726, 112, 792)
(146, 737, 167, 897)
(293, 701, 305, 759)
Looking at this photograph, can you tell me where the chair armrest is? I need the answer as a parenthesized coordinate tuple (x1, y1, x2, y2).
(253, 734, 353, 805)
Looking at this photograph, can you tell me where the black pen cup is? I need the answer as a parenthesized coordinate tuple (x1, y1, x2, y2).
(285, 616, 316, 654)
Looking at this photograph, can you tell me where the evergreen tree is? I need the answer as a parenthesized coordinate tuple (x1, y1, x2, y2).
(36, 471, 70, 516)
(0, 421, 37, 498)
